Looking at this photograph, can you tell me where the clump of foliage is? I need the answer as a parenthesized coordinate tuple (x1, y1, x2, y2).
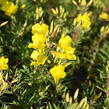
(0, 0, 109, 109)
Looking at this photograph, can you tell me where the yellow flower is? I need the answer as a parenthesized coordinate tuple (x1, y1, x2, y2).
(28, 33, 46, 49)
(30, 50, 47, 66)
(50, 65, 66, 82)
(51, 51, 76, 60)
(0, 0, 8, 5)
(1, 1, 18, 16)
(0, 56, 9, 70)
(51, 34, 77, 60)
(32, 23, 48, 35)
(74, 13, 91, 29)
(99, 12, 109, 21)
(65, 53, 77, 60)
(58, 34, 73, 51)
(20, 4, 26, 9)
(30, 50, 40, 60)
(30, 55, 48, 66)
(32, 32, 46, 42)
(51, 51, 66, 59)
(30, 50, 44, 60)
(65, 47, 75, 54)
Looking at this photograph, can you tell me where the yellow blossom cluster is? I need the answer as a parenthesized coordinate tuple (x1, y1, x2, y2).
(28, 23, 48, 66)
(0, 0, 17, 16)
(28, 23, 77, 82)
(73, 13, 91, 29)
(49, 34, 76, 82)
(0, 56, 9, 70)
(52, 34, 77, 60)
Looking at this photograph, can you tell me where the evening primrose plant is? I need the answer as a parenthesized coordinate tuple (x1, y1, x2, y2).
(28, 22, 77, 82)
(0, 0, 109, 108)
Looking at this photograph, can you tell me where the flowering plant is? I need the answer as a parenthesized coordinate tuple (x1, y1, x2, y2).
(0, 0, 109, 108)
